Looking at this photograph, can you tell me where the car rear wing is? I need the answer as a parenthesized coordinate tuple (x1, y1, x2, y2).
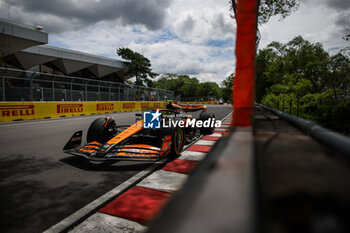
(180, 104, 207, 112)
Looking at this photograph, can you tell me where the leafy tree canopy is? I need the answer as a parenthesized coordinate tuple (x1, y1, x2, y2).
(196, 82, 221, 98)
(117, 47, 157, 87)
(257, 36, 350, 134)
(153, 74, 222, 100)
(221, 73, 234, 103)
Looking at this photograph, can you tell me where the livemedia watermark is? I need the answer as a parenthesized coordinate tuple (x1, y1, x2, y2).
(143, 110, 221, 129)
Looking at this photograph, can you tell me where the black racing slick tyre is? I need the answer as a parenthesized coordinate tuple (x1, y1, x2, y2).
(87, 117, 114, 143)
(199, 112, 215, 135)
(184, 126, 199, 144)
(170, 127, 185, 157)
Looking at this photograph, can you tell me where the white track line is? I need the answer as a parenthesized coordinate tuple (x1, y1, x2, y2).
(193, 140, 217, 146)
(179, 151, 206, 161)
(43, 158, 168, 233)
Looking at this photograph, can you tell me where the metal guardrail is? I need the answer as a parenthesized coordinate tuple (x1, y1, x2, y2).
(0, 67, 174, 102)
(258, 104, 350, 157)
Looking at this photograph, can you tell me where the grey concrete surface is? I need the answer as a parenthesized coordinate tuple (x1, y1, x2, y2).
(0, 105, 231, 233)
(69, 213, 146, 233)
(255, 106, 350, 233)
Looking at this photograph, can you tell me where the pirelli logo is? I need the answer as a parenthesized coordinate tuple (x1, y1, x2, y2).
(141, 103, 150, 108)
(123, 103, 135, 109)
(0, 105, 35, 117)
(153, 103, 161, 108)
(97, 103, 114, 111)
(57, 104, 83, 114)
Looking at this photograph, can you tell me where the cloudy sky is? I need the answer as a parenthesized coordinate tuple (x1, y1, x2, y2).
(0, 0, 349, 84)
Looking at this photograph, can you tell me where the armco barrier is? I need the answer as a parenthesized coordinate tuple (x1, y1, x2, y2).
(0, 101, 168, 122)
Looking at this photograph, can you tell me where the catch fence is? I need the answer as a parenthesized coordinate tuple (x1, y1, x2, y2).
(0, 67, 173, 102)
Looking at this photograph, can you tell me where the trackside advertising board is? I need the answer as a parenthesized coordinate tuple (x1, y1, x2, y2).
(0, 101, 218, 122)
(0, 101, 166, 122)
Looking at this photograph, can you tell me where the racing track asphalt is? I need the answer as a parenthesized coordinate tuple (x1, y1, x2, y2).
(0, 105, 232, 233)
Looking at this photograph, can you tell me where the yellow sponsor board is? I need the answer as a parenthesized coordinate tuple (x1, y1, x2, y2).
(0, 104, 35, 121)
(0, 101, 217, 122)
(141, 102, 151, 110)
(140, 101, 167, 110)
(0, 101, 168, 122)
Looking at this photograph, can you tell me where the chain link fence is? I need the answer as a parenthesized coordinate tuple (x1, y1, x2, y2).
(178, 96, 220, 102)
(0, 67, 173, 102)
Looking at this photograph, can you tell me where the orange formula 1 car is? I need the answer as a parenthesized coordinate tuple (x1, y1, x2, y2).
(63, 103, 216, 162)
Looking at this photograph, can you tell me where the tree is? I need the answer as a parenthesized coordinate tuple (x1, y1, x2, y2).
(327, 53, 350, 101)
(255, 47, 281, 102)
(221, 73, 234, 103)
(117, 47, 157, 87)
(180, 76, 200, 98)
(256, 36, 331, 102)
(230, 0, 300, 25)
(153, 74, 222, 100)
(196, 82, 221, 99)
(258, 36, 350, 134)
(153, 74, 199, 97)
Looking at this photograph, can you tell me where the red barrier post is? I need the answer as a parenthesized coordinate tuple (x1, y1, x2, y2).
(232, 0, 258, 127)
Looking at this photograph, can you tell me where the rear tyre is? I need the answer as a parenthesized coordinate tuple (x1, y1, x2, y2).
(87, 117, 115, 143)
(199, 112, 216, 135)
(184, 126, 199, 144)
(170, 127, 184, 157)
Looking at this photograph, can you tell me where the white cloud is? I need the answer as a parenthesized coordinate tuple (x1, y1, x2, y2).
(0, 0, 173, 33)
(128, 40, 234, 82)
(47, 0, 236, 84)
(172, 5, 235, 44)
(3, 0, 348, 85)
(259, 0, 349, 54)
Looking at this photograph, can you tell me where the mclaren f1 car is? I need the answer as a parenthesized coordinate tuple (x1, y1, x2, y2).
(63, 102, 216, 162)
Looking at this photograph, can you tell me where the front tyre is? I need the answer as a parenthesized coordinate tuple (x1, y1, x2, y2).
(87, 117, 115, 143)
(170, 127, 184, 157)
(199, 112, 216, 135)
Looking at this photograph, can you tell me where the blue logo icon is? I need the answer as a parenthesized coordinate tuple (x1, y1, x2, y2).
(143, 110, 161, 129)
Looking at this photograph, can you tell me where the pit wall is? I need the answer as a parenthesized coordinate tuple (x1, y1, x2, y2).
(0, 101, 218, 122)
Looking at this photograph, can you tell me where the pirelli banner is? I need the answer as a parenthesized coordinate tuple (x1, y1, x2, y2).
(0, 101, 168, 122)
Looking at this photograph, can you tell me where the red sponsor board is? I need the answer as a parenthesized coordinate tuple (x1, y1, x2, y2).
(141, 103, 150, 109)
(57, 104, 83, 114)
(123, 103, 135, 109)
(0, 105, 34, 117)
(97, 103, 114, 111)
